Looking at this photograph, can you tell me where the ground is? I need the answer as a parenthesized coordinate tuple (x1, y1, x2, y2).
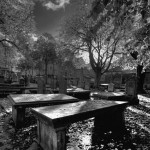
(0, 94, 150, 150)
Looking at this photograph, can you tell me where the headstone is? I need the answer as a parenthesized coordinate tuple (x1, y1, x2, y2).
(125, 77, 138, 104)
(85, 83, 90, 90)
(58, 75, 67, 94)
(85, 82, 90, 90)
(0, 76, 4, 83)
(108, 83, 114, 92)
(37, 76, 46, 94)
(78, 81, 84, 88)
(126, 77, 137, 97)
(19, 76, 25, 85)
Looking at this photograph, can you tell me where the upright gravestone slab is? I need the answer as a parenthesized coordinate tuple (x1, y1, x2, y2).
(85, 82, 90, 90)
(58, 75, 67, 94)
(37, 76, 46, 94)
(108, 83, 114, 92)
(125, 77, 138, 104)
(78, 81, 84, 88)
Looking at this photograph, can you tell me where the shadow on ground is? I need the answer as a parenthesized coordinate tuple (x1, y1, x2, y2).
(0, 94, 150, 149)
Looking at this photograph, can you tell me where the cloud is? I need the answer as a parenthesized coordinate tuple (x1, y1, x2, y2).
(43, 0, 70, 11)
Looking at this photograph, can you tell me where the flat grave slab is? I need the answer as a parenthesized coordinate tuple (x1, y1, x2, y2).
(52, 88, 91, 99)
(32, 100, 127, 124)
(32, 100, 129, 150)
(8, 94, 79, 127)
(8, 94, 78, 106)
(67, 88, 91, 99)
(91, 91, 126, 100)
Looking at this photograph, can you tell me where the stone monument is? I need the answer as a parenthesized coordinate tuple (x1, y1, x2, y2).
(108, 83, 114, 92)
(37, 76, 46, 94)
(125, 77, 139, 104)
(58, 74, 67, 94)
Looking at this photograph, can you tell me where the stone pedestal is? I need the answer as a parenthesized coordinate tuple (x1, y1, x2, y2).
(37, 119, 66, 150)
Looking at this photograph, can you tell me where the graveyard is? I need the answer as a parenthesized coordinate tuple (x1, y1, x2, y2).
(0, 91, 150, 149)
(0, 77, 150, 150)
(1, 0, 150, 150)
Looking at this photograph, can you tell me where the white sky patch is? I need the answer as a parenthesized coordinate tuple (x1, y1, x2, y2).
(44, 0, 70, 11)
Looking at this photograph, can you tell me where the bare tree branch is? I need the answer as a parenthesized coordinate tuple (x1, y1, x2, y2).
(0, 39, 20, 50)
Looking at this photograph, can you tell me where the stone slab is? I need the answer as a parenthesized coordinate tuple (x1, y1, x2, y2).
(32, 100, 128, 126)
(8, 94, 79, 106)
(92, 91, 125, 100)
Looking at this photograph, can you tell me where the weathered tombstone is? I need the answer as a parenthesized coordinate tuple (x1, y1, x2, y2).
(126, 77, 136, 96)
(125, 77, 138, 104)
(85, 82, 90, 90)
(108, 83, 114, 92)
(37, 76, 46, 94)
(58, 75, 67, 94)
(19, 76, 25, 85)
(0, 75, 4, 83)
(45, 88, 53, 94)
(78, 81, 84, 88)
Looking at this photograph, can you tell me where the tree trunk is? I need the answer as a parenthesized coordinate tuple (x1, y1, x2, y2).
(95, 71, 101, 89)
(137, 65, 146, 94)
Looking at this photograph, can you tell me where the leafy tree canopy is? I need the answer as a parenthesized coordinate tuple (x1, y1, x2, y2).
(0, 0, 36, 46)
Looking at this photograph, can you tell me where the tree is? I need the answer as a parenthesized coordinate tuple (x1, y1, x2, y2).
(17, 57, 33, 74)
(61, 2, 127, 88)
(32, 33, 57, 83)
(0, 42, 18, 68)
(15, 32, 36, 76)
(89, 0, 150, 93)
(0, 0, 36, 50)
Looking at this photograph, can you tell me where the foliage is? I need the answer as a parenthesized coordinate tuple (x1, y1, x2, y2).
(0, 0, 36, 49)
(0, 43, 18, 68)
(89, 0, 150, 92)
(33, 33, 57, 65)
(32, 33, 57, 82)
(15, 33, 36, 73)
(90, 0, 150, 69)
(56, 41, 89, 77)
(61, 1, 127, 87)
(17, 57, 33, 72)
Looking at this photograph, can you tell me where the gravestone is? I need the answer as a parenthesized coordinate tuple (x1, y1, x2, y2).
(85, 82, 90, 90)
(37, 76, 46, 94)
(78, 81, 84, 88)
(58, 75, 67, 94)
(126, 77, 137, 97)
(0, 75, 4, 83)
(125, 77, 138, 104)
(108, 83, 114, 92)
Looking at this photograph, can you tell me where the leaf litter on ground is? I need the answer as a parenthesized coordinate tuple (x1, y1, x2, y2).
(0, 94, 150, 149)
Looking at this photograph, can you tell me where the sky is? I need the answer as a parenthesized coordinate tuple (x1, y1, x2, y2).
(33, 0, 91, 63)
(33, 0, 85, 36)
